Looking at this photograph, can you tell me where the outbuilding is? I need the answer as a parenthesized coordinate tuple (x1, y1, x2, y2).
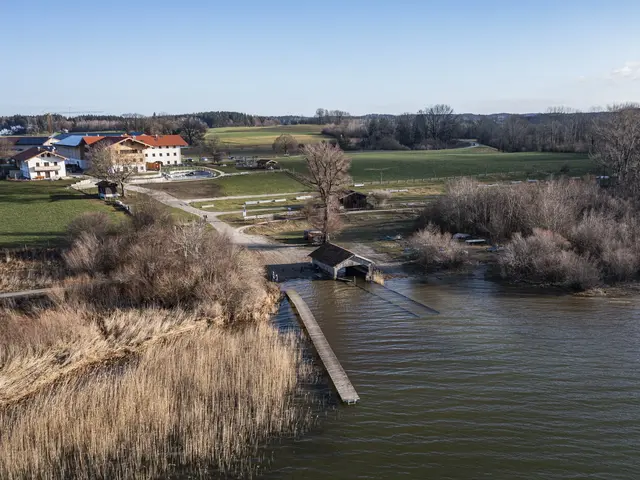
(96, 180, 119, 199)
(339, 190, 369, 210)
(9, 146, 67, 180)
(309, 243, 375, 280)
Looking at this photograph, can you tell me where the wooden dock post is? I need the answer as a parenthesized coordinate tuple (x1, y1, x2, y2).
(284, 289, 360, 405)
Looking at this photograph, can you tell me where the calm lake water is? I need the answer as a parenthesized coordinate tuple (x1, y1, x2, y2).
(266, 272, 640, 479)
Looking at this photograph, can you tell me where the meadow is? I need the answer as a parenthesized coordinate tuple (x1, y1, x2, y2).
(206, 124, 329, 155)
(0, 180, 121, 248)
(277, 149, 597, 182)
(143, 172, 311, 199)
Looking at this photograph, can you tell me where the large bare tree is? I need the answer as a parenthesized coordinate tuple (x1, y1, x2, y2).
(303, 143, 351, 242)
(419, 104, 458, 148)
(272, 134, 298, 155)
(88, 143, 137, 197)
(202, 135, 225, 162)
(178, 117, 208, 146)
(591, 105, 640, 195)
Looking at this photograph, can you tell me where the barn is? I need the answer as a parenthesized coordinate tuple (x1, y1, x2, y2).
(339, 190, 369, 210)
(309, 243, 375, 280)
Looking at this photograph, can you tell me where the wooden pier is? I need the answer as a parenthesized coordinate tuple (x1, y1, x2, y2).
(284, 289, 360, 405)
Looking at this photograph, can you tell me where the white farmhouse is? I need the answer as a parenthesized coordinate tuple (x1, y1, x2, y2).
(10, 146, 67, 180)
(135, 134, 188, 166)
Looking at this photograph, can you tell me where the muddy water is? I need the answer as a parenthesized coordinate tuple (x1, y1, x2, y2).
(267, 272, 640, 479)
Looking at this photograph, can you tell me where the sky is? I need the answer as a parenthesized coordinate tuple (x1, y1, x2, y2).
(2, 0, 639, 116)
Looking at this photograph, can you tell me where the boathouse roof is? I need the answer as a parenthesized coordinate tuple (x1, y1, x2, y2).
(309, 243, 359, 267)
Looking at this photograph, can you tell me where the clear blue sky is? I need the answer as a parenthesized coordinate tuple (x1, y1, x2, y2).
(2, 0, 639, 116)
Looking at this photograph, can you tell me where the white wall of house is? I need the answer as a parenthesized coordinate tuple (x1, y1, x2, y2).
(20, 154, 67, 180)
(143, 146, 182, 166)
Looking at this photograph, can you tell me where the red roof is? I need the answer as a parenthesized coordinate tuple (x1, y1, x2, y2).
(134, 134, 188, 147)
(83, 136, 104, 145)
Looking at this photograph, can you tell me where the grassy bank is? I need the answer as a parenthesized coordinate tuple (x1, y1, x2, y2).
(277, 149, 596, 182)
(142, 172, 311, 199)
(0, 180, 121, 248)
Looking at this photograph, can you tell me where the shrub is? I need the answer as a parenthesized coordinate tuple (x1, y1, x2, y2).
(500, 229, 600, 289)
(369, 190, 391, 208)
(409, 223, 467, 270)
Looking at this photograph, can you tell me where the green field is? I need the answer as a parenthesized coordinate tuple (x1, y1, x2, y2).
(277, 149, 596, 182)
(207, 125, 329, 154)
(0, 180, 122, 248)
(143, 172, 311, 199)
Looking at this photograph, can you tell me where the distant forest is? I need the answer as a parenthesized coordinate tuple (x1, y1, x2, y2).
(1, 104, 637, 154)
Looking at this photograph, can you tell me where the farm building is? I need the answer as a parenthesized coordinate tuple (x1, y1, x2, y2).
(9, 146, 68, 180)
(256, 159, 280, 170)
(309, 243, 375, 280)
(235, 157, 280, 169)
(339, 190, 369, 210)
(96, 180, 119, 199)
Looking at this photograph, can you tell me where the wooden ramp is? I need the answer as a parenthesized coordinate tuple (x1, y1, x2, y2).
(284, 289, 360, 405)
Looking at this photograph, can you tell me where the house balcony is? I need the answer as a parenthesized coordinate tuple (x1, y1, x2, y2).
(34, 165, 61, 172)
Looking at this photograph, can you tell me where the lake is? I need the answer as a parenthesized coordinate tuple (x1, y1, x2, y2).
(266, 272, 640, 479)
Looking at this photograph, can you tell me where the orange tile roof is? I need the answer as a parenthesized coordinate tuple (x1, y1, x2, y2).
(83, 136, 105, 145)
(134, 134, 188, 147)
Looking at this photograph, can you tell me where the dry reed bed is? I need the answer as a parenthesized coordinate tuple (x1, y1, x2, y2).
(0, 205, 313, 478)
(0, 322, 311, 479)
(0, 249, 65, 292)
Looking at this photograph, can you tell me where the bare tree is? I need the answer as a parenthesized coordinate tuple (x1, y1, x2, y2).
(591, 106, 640, 195)
(88, 143, 137, 197)
(303, 143, 352, 242)
(179, 117, 208, 146)
(420, 104, 458, 148)
(272, 134, 298, 155)
(202, 135, 225, 163)
(0, 138, 13, 160)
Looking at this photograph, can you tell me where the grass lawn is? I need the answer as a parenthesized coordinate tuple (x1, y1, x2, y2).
(244, 211, 418, 256)
(277, 149, 596, 182)
(0, 180, 123, 248)
(207, 124, 330, 155)
(142, 172, 311, 199)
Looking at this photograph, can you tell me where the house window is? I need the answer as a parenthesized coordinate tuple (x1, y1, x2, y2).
(159, 153, 163, 156)
(145, 153, 148, 157)
(44, 162, 49, 166)
(36, 162, 40, 167)
(174, 160, 178, 165)
(152, 153, 155, 157)
(54, 162, 58, 166)
(174, 152, 177, 156)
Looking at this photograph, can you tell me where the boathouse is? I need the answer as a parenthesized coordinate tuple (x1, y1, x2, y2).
(309, 243, 375, 280)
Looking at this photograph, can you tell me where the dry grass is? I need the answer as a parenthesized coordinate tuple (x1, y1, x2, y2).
(0, 203, 314, 478)
(0, 249, 65, 292)
(0, 317, 311, 479)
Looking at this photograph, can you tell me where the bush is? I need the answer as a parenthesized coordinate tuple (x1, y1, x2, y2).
(409, 223, 467, 270)
(63, 204, 272, 324)
(369, 190, 391, 208)
(500, 229, 600, 289)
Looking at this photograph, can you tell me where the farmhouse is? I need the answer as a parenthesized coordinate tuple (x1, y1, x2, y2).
(53, 135, 105, 170)
(309, 243, 375, 280)
(136, 134, 188, 166)
(92, 136, 153, 172)
(339, 190, 369, 210)
(9, 146, 67, 180)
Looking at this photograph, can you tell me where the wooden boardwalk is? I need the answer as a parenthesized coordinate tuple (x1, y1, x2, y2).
(284, 289, 360, 405)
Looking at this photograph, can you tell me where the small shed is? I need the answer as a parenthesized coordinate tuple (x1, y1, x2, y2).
(309, 243, 375, 279)
(340, 190, 369, 210)
(96, 180, 119, 199)
(256, 159, 280, 170)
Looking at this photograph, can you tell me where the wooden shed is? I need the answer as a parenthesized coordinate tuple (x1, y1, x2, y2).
(309, 243, 375, 280)
(340, 190, 369, 210)
(96, 180, 119, 199)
